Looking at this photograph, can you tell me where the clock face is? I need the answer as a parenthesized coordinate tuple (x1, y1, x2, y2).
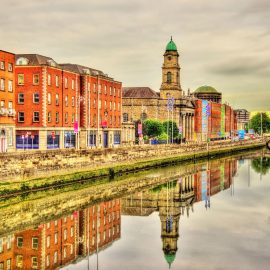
(168, 56, 171, 61)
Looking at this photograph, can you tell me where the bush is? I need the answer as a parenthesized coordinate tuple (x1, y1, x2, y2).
(143, 119, 164, 138)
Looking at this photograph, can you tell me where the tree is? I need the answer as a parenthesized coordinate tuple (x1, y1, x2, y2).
(163, 120, 179, 139)
(251, 157, 270, 175)
(143, 119, 164, 138)
(249, 113, 270, 134)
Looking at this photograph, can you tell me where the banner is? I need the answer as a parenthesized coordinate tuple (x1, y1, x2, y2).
(138, 123, 142, 135)
(74, 121, 79, 134)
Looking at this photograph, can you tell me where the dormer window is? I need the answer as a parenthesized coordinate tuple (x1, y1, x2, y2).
(47, 60, 56, 67)
(16, 57, 29, 66)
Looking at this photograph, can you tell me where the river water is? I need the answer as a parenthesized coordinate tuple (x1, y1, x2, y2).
(0, 149, 270, 270)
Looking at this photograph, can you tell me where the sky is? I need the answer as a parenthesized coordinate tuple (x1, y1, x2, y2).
(1, 0, 270, 111)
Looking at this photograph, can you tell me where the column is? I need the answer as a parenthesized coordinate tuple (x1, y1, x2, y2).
(182, 114, 185, 140)
(185, 115, 188, 140)
(191, 114, 194, 141)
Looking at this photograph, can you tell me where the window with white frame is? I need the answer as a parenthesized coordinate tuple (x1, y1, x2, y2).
(65, 96, 68, 106)
(17, 237, 23, 247)
(72, 79, 75, 90)
(18, 93, 24, 104)
(65, 77, 68, 88)
(8, 80, 13, 92)
(123, 113, 128, 122)
(18, 112, 24, 122)
(56, 75, 59, 87)
(33, 93, 39, 103)
(48, 111, 52, 122)
(16, 255, 23, 268)
(0, 79, 5, 90)
(33, 111, 39, 122)
(18, 74, 24, 85)
(54, 251, 58, 264)
(48, 74, 51, 86)
(72, 96, 75, 107)
(48, 93, 51, 104)
(1, 100, 5, 108)
(8, 63, 13, 72)
(56, 94, 59, 105)
(32, 237, 38, 249)
(33, 74, 39, 85)
(0, 61, 4, 70)
(8, 101, 13, 109)
(32, 256, 38, 269)
(46, 235, 50, 248)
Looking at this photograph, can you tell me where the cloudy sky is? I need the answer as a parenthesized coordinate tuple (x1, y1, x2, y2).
(1, 0, 269, 110)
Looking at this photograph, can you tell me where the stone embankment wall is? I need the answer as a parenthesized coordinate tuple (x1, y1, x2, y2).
(0, 138, 265, 182)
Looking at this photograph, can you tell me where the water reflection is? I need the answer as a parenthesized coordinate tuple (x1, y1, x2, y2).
(0, 150, 269, 270)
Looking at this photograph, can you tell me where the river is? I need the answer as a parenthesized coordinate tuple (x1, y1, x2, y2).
(0, 149, 269, 270)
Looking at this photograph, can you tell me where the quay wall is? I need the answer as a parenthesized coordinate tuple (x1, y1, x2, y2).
(0, 139, 266, 184)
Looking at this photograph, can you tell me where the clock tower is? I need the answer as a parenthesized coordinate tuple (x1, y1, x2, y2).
(160, 37, 182, 99)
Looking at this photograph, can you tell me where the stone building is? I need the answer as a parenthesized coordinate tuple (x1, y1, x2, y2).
(122, 38, 195, 141)
(234, 109, 250, 130)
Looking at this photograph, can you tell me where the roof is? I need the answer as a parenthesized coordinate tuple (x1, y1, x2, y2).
(122, 87, 159, 99)
(166, 37, 177, 51)
(15, 54, 60, 67)
(194, 85, 220, 94)
(60, 63, 105, 76)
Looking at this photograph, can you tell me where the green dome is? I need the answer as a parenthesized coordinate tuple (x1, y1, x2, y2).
(166, 37, 177, 51)
(195, 85, 218, 94)
(164, 254, 176, 268)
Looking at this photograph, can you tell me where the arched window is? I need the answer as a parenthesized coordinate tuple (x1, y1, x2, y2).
(167, 72, 172, 83)
(141, 113, 147, 121)
(16, 57, 29, 66)
(123, 113, 128, 122)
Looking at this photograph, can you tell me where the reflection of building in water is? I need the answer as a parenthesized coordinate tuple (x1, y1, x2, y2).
(0, 198, 121, 269)
(121, 158, 237, 268)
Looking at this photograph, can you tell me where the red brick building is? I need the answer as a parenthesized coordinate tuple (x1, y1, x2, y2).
(61, 64, 122, 148)
(0, 50, 16, 152)
(14, 54, 122, 150)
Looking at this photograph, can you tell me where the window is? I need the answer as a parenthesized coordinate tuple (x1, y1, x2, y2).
(0, 100, 4, 108)
(0, 61, 4, 70)
(32, 257, 38, 269)
(8, 63, 13, 72)
(46, 255, 50, 267)
(7, 235, 11, 249)
(104, 85, 107, 95)
(56, 75, 59, 87)
(54, 220, 58, 226)
(123, 113, 128, 122)
(63, 247, 67, 258)
(110, 101, 112, 110)
(33, 93, 39, 103)
(94, 83, 96, 93)
(64, 229, 67, 240)
(141, 112, 147, 121)
(99, 84, 102, 94)
(16, 255, 23, 268)
(110, 115, 112, 125)
(33, 74, 39, 85)
(48, 93, 51, 104)
(70, 244, 74, 254)
(47, 222, 50, 229)
(72, 96, 75, 107)
(0, 238, 2, 253)
(118, 89, 121, 97)
(48, 74, 51, 86)
(72, 113, 75, 123)
(54, 251, 58, 264)
(32, 237, 38, 249)
(110, 86, 112, 95)
(17, 237, 23, 247)
(98, 100, 101, 109)
(46, 236, 50, 248)
(8, 80, 13, 92)
(7, 259, 11, 270)
(65, 96, 68, 106)
(8, 101, 13, 109)
(18, 74, 24, 85)
(54, 232, 58, 244)
(64, 113, 68, 124)
(64, 78, 68, 88)
(72, 79, 75, 90)
(113, 102, 116, 110)
(18, 112, 24, 122)
(56, 112, 59, 123)
(113, 87, 116, 96)
(167, 72, 172, 83)
(56, 94, 59, 105)
(71, 226, 74, 237)
(48, 112, 52, 122)
(33, 112, 39, 122)
(93, 99, 96, 108)
(0, 79, 4, 90)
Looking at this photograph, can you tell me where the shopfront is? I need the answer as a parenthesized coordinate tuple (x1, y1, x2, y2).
(88, 130, 96, 147)
(16, 130, 39, 149)
(64, 131, 76, 148)
(47, 131, 60, 149)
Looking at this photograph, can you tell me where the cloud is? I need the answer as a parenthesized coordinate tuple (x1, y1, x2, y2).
(0, 0, 269, 110)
